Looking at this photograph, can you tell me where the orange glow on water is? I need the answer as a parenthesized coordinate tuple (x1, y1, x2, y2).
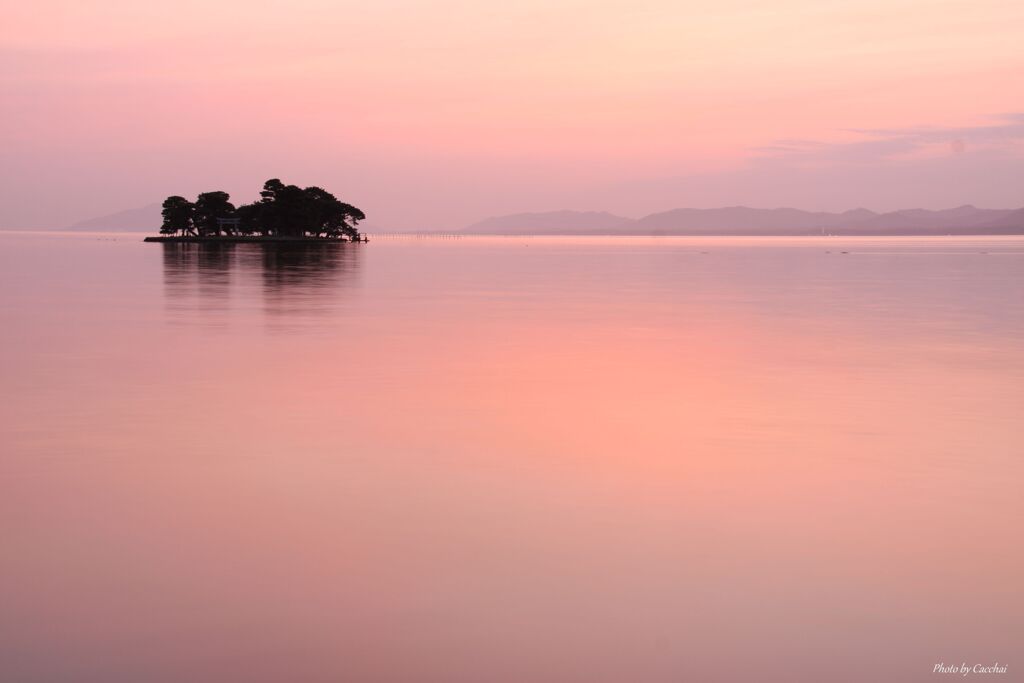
(1, 234, 1021, 680)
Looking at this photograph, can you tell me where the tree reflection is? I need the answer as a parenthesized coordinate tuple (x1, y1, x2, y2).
(162, 242, 361, 324)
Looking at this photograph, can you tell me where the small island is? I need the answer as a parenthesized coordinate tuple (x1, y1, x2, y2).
(144, 179, 367, 243)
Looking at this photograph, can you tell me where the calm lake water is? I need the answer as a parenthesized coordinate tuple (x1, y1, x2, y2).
(1, 232, 1021, 682)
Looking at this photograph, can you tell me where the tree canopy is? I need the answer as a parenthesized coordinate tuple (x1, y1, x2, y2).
(159, 180, 365, 240)
(194, 191, 236, 237)
(160, 196, 195, 235)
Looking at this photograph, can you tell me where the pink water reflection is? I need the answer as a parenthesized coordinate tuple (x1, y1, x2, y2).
(1, 234, 1021, 682)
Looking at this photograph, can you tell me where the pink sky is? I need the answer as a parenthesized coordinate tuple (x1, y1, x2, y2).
(3, 0, 1024, 229)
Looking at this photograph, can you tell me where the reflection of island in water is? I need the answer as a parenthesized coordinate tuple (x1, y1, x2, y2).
(162, 242, 361, 322)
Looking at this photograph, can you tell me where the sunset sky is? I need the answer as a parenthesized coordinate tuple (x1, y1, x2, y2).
(3, 0, 1023, 230)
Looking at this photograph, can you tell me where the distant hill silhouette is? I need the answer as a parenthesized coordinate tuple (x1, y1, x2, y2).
(635, 207, 875, 233)
(67, 204, 161, 231)
(464, 205, 1024, 235)
(67, 203, 1024, 235)
(981, 207, 1024, 231)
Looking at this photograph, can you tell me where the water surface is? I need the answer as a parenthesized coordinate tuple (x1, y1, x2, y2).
(1, 233, 1022, 682)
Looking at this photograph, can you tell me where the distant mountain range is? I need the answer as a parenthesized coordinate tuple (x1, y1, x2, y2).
(67, 203, 1024, 235)
(464, 205, 1024, 235)
(68, 204, 161, 231)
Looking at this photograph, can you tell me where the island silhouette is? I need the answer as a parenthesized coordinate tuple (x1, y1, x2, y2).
(145, 179, 367, 243)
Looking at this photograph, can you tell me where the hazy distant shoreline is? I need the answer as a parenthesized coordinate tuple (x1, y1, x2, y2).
(463, 205, 1024, 236)
(59, 203, 1024, 236)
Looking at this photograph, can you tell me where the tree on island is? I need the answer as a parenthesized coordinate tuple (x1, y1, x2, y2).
(159, 179, 365, 240)
(160, 196, 196, 236)
(193, 191, 236, 237)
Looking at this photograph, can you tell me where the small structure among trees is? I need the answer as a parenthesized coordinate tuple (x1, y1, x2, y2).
(159, 179, 366, 241)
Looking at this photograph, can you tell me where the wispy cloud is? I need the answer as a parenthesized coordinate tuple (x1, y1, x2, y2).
(849, 113, 1024, 142)
(756, 113, 1024, 165)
